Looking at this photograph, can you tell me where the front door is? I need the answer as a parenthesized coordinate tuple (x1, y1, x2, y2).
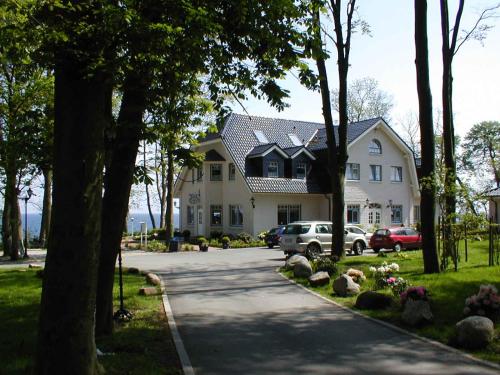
(197, 208, 204, 236)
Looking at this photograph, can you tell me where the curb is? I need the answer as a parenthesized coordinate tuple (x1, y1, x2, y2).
(277, 269, 500, 372)
(160, 278, 195, 375)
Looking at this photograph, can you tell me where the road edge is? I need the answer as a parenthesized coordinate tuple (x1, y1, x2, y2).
(277, 269, 500, 372)
(160, 278, 195, 375)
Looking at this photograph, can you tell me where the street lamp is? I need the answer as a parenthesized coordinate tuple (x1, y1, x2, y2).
(21, 188, 33, 259)
(130, 217, 135, 237)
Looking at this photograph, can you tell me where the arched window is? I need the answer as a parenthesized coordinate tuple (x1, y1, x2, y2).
(369, 139, 382, 154)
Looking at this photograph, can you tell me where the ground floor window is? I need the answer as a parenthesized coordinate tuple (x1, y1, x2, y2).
(187, 206, 195, 225)
(277, 204, 301, 225)
(391, 205, 403, 224)
(210, 205, 223, 226)
(413, 205, 420, 223)
(229, 205, 243, 226)
(347, 205, 360, 224)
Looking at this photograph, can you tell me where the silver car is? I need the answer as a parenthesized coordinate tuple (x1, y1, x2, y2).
(280, 221, 368, 258)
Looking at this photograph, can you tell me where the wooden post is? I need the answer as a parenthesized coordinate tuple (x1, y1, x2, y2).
(489, 217, 494, 266)
(464, 222, 468, 262)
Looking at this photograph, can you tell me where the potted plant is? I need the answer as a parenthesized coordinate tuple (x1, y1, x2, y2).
(198, 236, 209, 252)
(221, 236, 230, 249)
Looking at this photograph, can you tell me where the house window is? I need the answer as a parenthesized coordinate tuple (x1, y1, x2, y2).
(413, 205, 421, 223)
(391, 166, 403, 182)
(370, 165, 382, 181)
(210, 205, 223, 226)
(376, 211, 381, 224)
(267, 161, 279, 178)
(187, 206, 195, 225)
(210, 164, 222, 181)
(295, 163, 306, 179)
(197, 167, 203, 182)
(229, 205, 243, 226)
(369, 139, 382, 154)
(228, 163, 235, 181)
(253, 130, 269, 143)
(277, 204, 301, 225)
(391, 205, 403, 224)
(347, 205, 360, 224)
(346, 163, 360, 180)
(369, 209, 381, 224)
(288, 133, 302, 146)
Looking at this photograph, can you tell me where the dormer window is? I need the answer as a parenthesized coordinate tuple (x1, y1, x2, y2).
(253, 130, 269, 144)
(369, 139, 382, 154)
(288, 134, 302, 146)
(267, 161, 279, 177)
(296, 163, 306, 179)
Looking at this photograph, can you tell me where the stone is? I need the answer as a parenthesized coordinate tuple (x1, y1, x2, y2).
(28, 264, 42, 269)
(456, 316, 494, 349)
(293, 258, 313, 278)
(355, 291, 392, 310)
(333, 274, 360, 297)
(402, 299, 433, 326)
(345, 268, 366, 284)
(139, 287, 161, 296)
(145, 272, 161, 286)
(309, 271, 330, 287)
(127, 267, 140, 274)
(285, 254, 308, 270)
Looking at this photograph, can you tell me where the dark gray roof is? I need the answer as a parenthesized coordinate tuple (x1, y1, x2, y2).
(205, 149, 225, 161)
(246, 177, 323, 194)
(247, 143, 278, 158)
(486, 187, 500, 197)
(282, 146, 303, 157)
(307, 118, 381, 151)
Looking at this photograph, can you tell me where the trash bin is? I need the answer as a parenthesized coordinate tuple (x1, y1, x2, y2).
(169, 239, 179, 252)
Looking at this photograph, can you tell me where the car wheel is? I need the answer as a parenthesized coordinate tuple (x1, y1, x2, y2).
(394, 243, 402, 252)
(352, 241, 365, 256)
(372, 247, 380, 254)
(306, 243, 321, 259)
(267, 244, 274, 249)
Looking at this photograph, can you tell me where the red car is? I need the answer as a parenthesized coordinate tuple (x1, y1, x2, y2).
(369, 227, 422, 253)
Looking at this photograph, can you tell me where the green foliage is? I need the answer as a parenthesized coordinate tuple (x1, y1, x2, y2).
(236, 232, 252, 243)
(221, 236, 230, 243)
(147, 240, 167, 252)
(209, 231, 223, 240)
(257, 231, 268, 240)
(311, 257, 338, 276)
(197, 236, 208, 245)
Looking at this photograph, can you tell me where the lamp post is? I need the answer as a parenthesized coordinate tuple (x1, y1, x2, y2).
(21, 188, 33, 259)
(130, 217, 135, 237)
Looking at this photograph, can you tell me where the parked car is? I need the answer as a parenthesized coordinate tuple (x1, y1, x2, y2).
(345, 225, 373, 243)
(280, 221, 368, 258)
(369, 227, 422, 253)
(264, 226, 286, 248)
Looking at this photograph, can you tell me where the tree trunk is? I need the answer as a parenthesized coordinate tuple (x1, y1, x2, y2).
(2, 191, 12, 257)
(95, 71, 149, 336)
(35, 62, 107, 374)
(39, 168, 53, 247)
(159, 143, 167, 229)
(144, 140, 156, 229)
(165, 149, 174, 243)
(414, 0, 440, 274)
(5, 166, 20, 260)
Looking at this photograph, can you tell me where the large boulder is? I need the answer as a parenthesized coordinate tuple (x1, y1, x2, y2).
(293, 258, 313, 278)
(285, 254, 308, 270)
(355, 291, 392, 310)
(402, 299, 433, 326)
(309, 271, 330, 287)
(345, 268, 366, 284)
(456, 316, 494, 349)
(145, 272, 161, 286)
(333, 274, 360, 297)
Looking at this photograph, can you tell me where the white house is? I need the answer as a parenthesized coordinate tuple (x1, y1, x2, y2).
(487, 187, 500, 224)
(174, 113, 421, 237)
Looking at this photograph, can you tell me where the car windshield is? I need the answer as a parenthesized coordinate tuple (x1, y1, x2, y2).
(268, 228, 278, 234)
(374, 229, 389, 236)
(284, 224, 311, 235)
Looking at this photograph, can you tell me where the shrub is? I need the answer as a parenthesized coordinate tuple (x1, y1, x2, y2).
(386, 277, 411, 297)
(197, 236, 208, 244)
(148, 240, 167, 252)
(221, 236, 230, 243)
(209, 239, 221, 247)
(173, 230, 182, 237)
(150, 228, 167, 240)
(182, 229, 191, 240)
(312, 257, 338, 276)
(210, 231, 223, 240)
(237, 232, 253, 243)
(377, 251, 388, 258)
(369, 262, 400, 289)
(463, 284, 500, 321)
(257, 231, 268, 240)
(400, 286, 429, 306)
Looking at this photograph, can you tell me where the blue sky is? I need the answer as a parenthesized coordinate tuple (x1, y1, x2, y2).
(233, 0, 500, 137)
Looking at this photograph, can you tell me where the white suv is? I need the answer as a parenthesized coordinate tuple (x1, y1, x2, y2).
(280, 221, 368, 258)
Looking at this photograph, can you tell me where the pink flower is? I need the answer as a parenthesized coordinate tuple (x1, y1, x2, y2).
(387, 277, 396, 284)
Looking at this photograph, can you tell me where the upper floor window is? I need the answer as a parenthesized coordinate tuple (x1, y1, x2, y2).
(391, 205, 403, 224)
(228, 163, 235, 181)
(369, 165, 382, 181)
(347, 205, 360, 224)
(391, 166, 402, 182)
(369, 139, 382, 154)
(288, 133, 302, 146)
(295, 163, 306, 179)
(346, 163, 360, 180)
(210, 164, 222, 181)
(253, 130, 269, 144)
(197, 167, 203, 182)
(268, 161, 279, 178)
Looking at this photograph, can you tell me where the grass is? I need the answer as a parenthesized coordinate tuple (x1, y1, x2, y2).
(0, 268, 182, 374)
(282, 240, 500, 364)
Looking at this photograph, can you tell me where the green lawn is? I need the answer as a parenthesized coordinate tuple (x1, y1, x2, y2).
(282, 241, 500, 364)
(0, 268, 181, 374)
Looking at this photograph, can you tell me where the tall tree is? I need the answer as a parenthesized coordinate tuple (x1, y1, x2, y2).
(414, 0, 440, 273)
(332, 77, 393, 123)
(462, 121, 500, 188)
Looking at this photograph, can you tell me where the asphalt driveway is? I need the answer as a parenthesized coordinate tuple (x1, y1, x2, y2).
(122, 247, 499, 375)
